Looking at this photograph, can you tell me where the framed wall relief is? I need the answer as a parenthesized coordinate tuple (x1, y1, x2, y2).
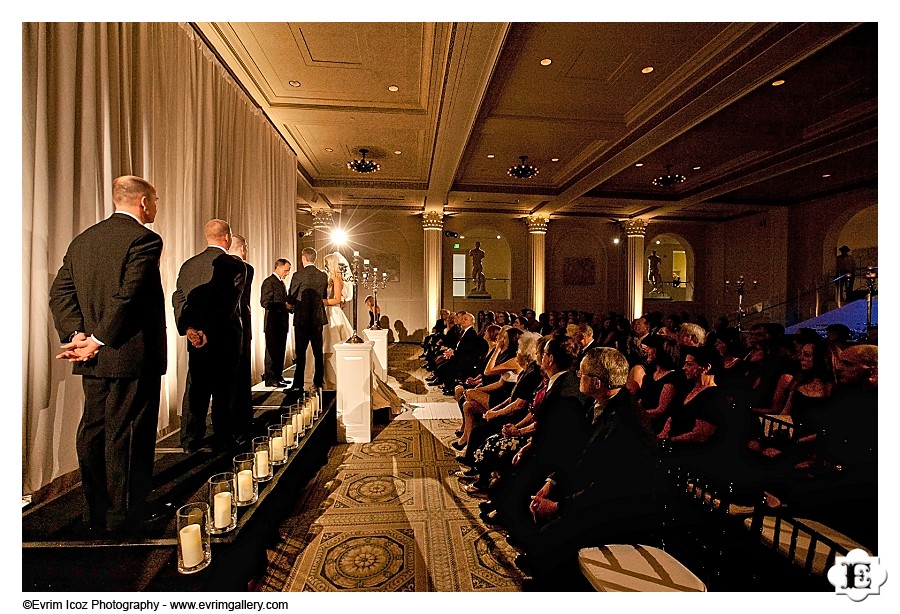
(370, 252, 400, 282)
(563, 257, 595, 286)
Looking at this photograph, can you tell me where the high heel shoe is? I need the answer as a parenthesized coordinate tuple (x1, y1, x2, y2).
(450, 441, 466, 451)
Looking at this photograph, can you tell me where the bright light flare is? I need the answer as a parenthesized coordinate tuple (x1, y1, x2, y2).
(330, 228, 348, 245)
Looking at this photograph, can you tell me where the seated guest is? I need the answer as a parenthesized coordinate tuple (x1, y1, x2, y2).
(510, 348, 661, 581)
(710, 327, 747, 389)
(456, 333, 544, 489)
(451, 324, 502, 398)
(770, 344, 877, 549)
(486, 335, 592, 530)
(453, 327, 523, 448)
(429, 312, 488, 395)
(628, 336, 679, 434)
(744, 322, 793, 412)
(574, 323, 599, 359)
(658, 345, 721, 445)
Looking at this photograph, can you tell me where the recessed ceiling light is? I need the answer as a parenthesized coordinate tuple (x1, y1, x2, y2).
(460, 236, 465, 239)
(772, 79, 785, 86)
(635, 163, 644, 167)
(613, 238, 620, 245)
(551, 158, 559, 162)
(324, 148, 333, 152)
(388, 85, 399, 92)
(822, 174, 832, 178)
(540, 58, 552, 66)
(394, 150, 402, 155)
(288, 80, 301, 87)
(656, 240, 661, 245)
(487, 154, 495, 159)
(693, 166, 701, 170)
(496, 235, 501, 239)
(642, 67, 654, 74)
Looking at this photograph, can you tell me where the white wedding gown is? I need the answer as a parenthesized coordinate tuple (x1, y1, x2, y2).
(322, 280, 354, 389)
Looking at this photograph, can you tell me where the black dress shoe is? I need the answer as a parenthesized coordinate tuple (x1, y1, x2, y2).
(450, 440, 466, 451)
(265, 380, 285, 388)
(278, 379, 291, 386)
(478, 501, 495, 513)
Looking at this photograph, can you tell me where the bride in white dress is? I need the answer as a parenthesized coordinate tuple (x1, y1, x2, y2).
(322, 252, 355, 389)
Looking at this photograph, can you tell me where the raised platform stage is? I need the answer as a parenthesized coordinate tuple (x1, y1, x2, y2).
(22, 391, 336, 592)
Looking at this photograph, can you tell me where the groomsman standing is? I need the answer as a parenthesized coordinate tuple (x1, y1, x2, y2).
(49, 175, 166, 535)
(260, 258, 292, 387)
(172, 219, 246, 452)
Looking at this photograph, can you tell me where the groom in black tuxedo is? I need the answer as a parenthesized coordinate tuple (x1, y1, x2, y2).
(287, 247, 328, 391)
(49, 175, 166, 534)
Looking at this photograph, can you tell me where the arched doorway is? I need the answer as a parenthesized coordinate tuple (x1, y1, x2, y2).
(644, 233, 694, 302)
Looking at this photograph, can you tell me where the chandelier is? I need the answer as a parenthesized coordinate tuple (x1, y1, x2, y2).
(652, 164, 686, 187)
(347, 148, 381, 174)
(507, 155, 539, 180)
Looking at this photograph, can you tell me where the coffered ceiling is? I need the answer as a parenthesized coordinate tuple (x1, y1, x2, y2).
(193, 21, 877, 223)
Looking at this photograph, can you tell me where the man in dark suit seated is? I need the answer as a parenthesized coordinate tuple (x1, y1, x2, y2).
(172, 219, 246, 452)
(431, 312, 488, 394)
(260, 258, 292, 387)
(49, 175, 166, 535)
(286, 247, 328, 392)
(513, 348, 661, 584)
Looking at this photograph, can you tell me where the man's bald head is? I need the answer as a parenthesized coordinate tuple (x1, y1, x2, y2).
(112, 175, 158, 224)
(836, 344, 878, 389)
(205, 219, 232, 249)
(228, 234, 248, 261)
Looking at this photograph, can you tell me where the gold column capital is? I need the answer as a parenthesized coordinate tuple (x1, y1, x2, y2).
(422, 210, 444, 230)
(311, 208, 335, 231)
(526, 214, 549, 234)
(622, 218, 647, 237)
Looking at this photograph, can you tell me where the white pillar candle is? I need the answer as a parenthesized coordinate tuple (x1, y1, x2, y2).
(271, 436, 285, 462)
(254, 450, 270, 478)
(237, 469, 254, 502)
(303, 406, 312, 429)
(291, 413, 300, 434)
(213, 492, 232, 529)
(284, 423, 294, 446)
(179, 524, 204, 568)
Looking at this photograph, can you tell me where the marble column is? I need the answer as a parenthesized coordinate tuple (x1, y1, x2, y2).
(422, 211, 444, 330)
(526, 215, 549, 315)
(623, 219, 647, 320)
(311, 208, 334, 267)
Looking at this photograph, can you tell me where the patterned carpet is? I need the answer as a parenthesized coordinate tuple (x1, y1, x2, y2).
(253, 344, 525, 592)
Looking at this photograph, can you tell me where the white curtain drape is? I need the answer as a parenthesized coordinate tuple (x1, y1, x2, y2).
(22, 22, 297, 496)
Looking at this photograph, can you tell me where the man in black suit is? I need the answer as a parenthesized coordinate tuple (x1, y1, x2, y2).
(286, 247, 328, 391)
(49, 175, 166, 534)
(432, 312, 488, 394)
(228, 234, 254, 439)
(260, 258, 292, 387)
(172, 219, 246, 452)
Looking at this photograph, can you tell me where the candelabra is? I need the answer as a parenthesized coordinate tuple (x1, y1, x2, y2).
(360, 259, 388, 329)
(724, 275, 758, 331)
(864, 266, 877, 334)
(338, 251, 365, 343)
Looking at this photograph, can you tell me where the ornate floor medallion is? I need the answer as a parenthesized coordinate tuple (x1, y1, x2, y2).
(319, 535, 407, 590)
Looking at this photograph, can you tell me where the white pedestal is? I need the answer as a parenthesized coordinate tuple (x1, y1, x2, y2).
(362, 328, 389, 381)
(334, 341, 374, 443)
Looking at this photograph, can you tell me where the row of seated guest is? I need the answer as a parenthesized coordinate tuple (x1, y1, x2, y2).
(421, 311, 489, 395)
(446, 317, 876, 584)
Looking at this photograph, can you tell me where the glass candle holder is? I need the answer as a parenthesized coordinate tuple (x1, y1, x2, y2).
(232, 453, 258, 506)
(290, 403, 303, 441)
(282, 413, 297, 450)
(177, 502, 211, 574)
(252, 436, 272, 482)
(268, 424, 287, 466)
(208, 472, 237, 534)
